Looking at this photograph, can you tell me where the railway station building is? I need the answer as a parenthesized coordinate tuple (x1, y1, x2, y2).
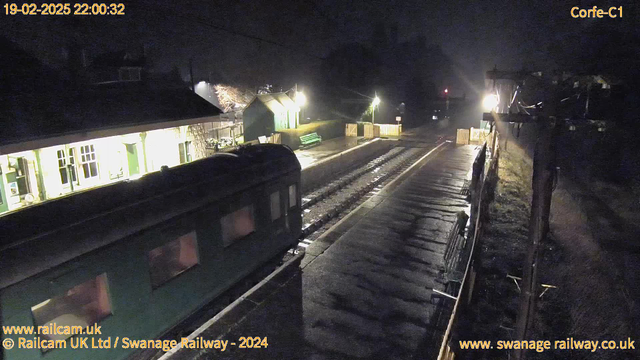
(0, 41, 229, 216)
(0, 86, 223, 216)
(242, 92, 301, 142)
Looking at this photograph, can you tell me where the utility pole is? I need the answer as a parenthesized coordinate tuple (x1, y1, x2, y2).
(372, 105, 375, 124)
(484, 69, 558, 360)
(485, 69, 613, 360)
(513, 119, 557, 360)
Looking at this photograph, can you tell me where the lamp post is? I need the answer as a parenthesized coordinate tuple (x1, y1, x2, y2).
(372, 94, 381, 124)
(295, 87, 306, 128)
(444, 88, 449, 111)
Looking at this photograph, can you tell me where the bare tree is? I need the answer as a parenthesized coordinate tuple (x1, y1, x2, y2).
(188, 124, 208, 159)
(214, 84, 253, 112)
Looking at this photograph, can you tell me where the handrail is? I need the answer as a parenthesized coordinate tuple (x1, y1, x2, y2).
(436, 134, 499, 360)
(437, 179, 485, 359)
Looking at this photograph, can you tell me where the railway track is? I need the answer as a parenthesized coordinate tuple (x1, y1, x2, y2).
(300, 146, 406, 209)
(297, 143, 439, 246)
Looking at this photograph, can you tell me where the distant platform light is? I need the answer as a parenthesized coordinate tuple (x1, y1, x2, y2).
(295, 91, 307, 106)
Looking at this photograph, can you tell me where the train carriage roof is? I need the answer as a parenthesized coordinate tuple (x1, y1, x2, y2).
(0, 144, 299, 289)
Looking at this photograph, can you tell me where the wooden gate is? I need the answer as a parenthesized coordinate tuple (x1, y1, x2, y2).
(345, 123, 357, 137)
(269, 133, 282, 144)
(364, 124, 380, 139)
(456, 129, 470, 144)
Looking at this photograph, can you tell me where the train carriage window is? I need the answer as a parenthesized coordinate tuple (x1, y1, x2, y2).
(270, 192, 281, 221)
(148, 231, 199, 288)
(221, 205, 255, 247)
(289, 184, 297, 208)
(31, 273, 111, 342)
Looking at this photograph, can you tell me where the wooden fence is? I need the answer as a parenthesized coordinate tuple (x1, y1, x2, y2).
(362, 123, 402, 138)
(377, 124, 402, 136)
(470, 127, 491, 144)
(345, 123, 357, 137)
(457, 127, 496, 146)
(456, 129, 470, 145)
(364, 124, 380, 138)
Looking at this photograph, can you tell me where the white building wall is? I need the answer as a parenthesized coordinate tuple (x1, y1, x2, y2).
(39, 145, 68, 199)
(1, 121, 217, 216)
(145, 128, 182, 172)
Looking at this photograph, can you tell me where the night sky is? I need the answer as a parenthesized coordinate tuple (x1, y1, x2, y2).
(3, 0, 638, 97)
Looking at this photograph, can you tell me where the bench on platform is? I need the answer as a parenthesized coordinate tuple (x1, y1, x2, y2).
(300, 132, 322, 147)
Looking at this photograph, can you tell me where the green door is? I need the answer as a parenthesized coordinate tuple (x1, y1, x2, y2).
(0, 176, 9, 214)
(126, 144, 139, 176)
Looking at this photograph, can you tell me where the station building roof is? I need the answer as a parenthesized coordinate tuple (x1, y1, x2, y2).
(0, 38, 222, 154)
(247, 92, 300, 114)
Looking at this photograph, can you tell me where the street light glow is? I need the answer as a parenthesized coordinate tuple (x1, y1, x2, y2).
(444, 88, 448, 94)
(295, 91, 307, 106)
(483, 94, 499, 111)
(372, 96, 380, 107)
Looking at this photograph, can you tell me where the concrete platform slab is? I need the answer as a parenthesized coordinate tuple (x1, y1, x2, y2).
(162, 144, 478, 360)
(295, 137, 366, 169)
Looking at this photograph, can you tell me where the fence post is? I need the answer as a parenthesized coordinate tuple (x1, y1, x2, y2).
(469, 143, 486, 235)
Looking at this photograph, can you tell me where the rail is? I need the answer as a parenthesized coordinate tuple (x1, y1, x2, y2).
(437, 131, 500, 360)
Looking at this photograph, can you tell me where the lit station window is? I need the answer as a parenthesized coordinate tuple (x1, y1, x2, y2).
(80, 144, 99, 179)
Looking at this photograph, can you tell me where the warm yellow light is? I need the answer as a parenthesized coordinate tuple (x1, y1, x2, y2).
(372, 96, 380, 107)
(295, 91, 307, 106)
(483, 94, 499, 111)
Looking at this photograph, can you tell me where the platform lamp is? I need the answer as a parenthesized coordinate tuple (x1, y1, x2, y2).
(372, 94, 381, 124)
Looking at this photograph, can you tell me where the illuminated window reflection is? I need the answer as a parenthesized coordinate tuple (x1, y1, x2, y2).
(289, 184, 297, 208)
(148, 231, 199, 288)
(270, 192, 281, 221)
(221, 205, 255, 247)
(31, 274, 111, 341)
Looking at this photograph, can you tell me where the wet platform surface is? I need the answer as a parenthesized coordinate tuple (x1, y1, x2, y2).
(167, 144, 478, 360)
(295, 137, 367, 169)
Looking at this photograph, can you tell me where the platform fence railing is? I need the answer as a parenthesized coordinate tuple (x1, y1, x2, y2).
(436, 130, 500, 360)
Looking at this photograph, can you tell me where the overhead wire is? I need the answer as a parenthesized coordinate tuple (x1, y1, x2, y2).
(135, 0, 328, 61)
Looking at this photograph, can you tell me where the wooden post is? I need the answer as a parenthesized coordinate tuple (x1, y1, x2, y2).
(504, 124, 509, 151)
(491, 128, 498, 157)
(513, 119, 557, 359)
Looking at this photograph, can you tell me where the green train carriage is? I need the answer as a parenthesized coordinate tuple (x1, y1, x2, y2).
(0, 144, 301, 360)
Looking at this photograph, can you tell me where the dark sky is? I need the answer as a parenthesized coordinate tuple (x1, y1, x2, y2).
(3, 0, 638, 96)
